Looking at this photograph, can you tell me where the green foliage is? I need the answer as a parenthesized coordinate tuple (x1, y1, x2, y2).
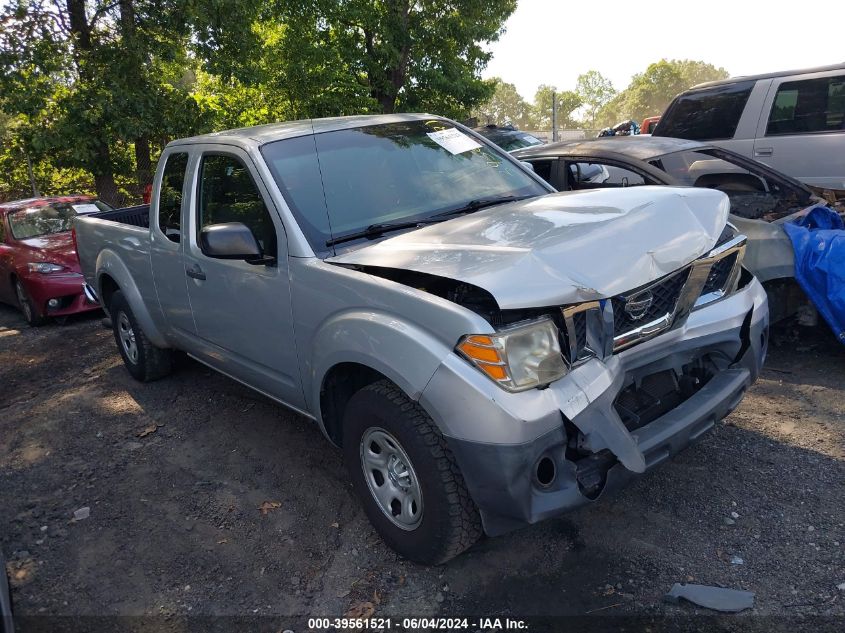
(471, 78, 533, 128)
(273, 0, 516, 119)
(595, 59, 729, 128)
(0, 0, 515, 203)
(531, 85, 582, 129)
(575, 71, 617, 128)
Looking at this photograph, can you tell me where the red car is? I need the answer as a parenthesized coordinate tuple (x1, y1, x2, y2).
(641, 115, 661, 135)
(0, 195, 111, 325)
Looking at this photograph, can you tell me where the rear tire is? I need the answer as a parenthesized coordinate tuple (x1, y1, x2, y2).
(343, 379, 482, 564)
(14, 278, 46, 327)
(110, 290, 172, 382)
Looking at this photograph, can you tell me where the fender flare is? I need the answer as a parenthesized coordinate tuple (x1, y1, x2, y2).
(96, 248, 169, 348)
(309, 309, 453, 428)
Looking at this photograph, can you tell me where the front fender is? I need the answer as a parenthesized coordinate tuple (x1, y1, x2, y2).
(309, 309, 453, 426)
(96, 248, 169, 348)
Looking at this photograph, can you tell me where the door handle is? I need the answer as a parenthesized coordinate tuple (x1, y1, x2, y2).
(755, 147, 774, 157)
(186, 265, 206, 281)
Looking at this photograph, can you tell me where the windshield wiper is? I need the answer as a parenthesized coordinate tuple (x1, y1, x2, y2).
(325, 195, 535, 247)
(326, 221, 429, 247)
(431, 195, 534, 219)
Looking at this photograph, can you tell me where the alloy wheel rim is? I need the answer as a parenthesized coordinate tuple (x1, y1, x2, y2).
(117, 312, 139, 364)
(360, 427, 423, 531)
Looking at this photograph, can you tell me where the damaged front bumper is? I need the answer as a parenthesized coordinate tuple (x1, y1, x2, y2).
(419, 274, 769, 536)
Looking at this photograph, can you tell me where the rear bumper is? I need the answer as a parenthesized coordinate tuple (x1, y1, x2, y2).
(420, 276, 769, 535)
(22, 272, 101, 318)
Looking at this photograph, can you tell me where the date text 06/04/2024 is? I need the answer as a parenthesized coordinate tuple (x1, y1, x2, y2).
(307, 617, 528, 630)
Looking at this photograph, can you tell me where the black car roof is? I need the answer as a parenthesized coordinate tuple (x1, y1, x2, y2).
(512, 136, 706, 162)
(512, 135, 812, 196)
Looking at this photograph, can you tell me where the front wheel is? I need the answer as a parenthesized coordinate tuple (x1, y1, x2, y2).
(14, 278, 46, 326)
(110, 290, 173, 382)
(343, 379, 482, 564)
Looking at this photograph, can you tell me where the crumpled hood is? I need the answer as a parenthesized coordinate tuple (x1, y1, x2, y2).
(329, 186, 730, 309)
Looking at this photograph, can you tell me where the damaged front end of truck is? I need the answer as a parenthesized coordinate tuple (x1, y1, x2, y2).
(330, 187, 769, 536)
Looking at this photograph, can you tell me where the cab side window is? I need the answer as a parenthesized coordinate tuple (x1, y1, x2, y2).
(158, 152, 189, 242)
(0, 215, 6, 242)
(197, 154, 277, 259)
(568, 162, 647, 190)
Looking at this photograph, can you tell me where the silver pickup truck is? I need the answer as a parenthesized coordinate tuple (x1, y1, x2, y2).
(75, 114, 769, 564)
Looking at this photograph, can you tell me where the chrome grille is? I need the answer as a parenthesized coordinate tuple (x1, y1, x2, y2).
(611, 268, 690, 336)
(560, 234, 747, 363)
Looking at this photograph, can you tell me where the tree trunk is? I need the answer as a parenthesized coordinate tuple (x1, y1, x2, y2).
(134, 136, 152, 191)
(94, 171, 121, 207)
(93, 144, 121, 207)
(366, 1, 412, 114)
(66, 0, 120, 200)
(65, 0, 91, 51)
(378, 93, 396, 114)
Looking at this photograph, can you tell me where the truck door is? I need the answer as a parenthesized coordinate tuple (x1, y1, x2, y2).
(753, 70, 845, 189)
(182, 146, 305, 410)
(150, 150, 197, 339)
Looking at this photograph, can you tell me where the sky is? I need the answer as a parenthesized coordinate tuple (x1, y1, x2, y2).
(483, 0, 843, 99)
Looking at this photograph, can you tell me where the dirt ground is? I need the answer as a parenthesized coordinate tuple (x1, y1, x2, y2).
(1, 303, 843, 629)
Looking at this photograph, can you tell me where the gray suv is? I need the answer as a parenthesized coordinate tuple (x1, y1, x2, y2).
(75, 114, 769, 563)
(655, 63, 845, 190)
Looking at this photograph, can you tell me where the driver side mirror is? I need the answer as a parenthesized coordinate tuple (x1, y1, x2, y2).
(200, 222, 274, 265)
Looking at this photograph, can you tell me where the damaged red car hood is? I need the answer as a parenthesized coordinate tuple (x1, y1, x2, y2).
(329, 186, 731, 309)
(18, 232, 82, 273)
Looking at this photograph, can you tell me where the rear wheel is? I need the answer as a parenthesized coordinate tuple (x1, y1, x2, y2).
(110, 290, 172, 382)
(14, 279, 46, 326)
(343, 379, 482, 564)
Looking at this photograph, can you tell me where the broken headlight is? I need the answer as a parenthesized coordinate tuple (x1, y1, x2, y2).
(456, 318, 567, 392)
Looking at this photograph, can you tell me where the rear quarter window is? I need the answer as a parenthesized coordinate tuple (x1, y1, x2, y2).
(655, 80, 755, 141)
(766, 75, 845, 136)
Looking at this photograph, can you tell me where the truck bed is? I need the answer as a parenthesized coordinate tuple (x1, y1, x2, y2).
(90, 204, 150, 228)
(74, 204, 154, 301)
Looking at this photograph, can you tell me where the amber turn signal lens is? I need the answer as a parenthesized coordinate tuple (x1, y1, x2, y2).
(457, 338, 501, 363)
(456, 335, 508, 382)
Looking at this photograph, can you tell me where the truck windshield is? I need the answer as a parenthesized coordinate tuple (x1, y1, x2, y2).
(8, 201, 111, 240)
(260, 120, 549, 252)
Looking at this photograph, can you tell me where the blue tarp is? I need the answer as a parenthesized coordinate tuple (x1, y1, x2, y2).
(782, 205, 845, 344)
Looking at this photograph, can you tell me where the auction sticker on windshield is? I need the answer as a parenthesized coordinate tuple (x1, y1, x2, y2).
(71, 203, 101, 214)
(427, 128, 482, 155)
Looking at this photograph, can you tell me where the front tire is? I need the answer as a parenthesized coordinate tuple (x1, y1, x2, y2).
(343, 379, 482, 564)
(14, 278, 46, 326)
(110, 290, 172, 382)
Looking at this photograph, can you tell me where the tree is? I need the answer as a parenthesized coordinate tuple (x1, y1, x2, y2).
(0, 1, 206, 204)
(531, 85, 581, 129)
(595, 59, 729, 128)
(471, 79, 532, 128)
(0, 0, 519, 203)
(281, 0, 518, 118)
(575, 71, 616, 128)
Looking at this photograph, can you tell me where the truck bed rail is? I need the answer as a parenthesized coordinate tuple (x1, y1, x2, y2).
(91, 204, 150, 229)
